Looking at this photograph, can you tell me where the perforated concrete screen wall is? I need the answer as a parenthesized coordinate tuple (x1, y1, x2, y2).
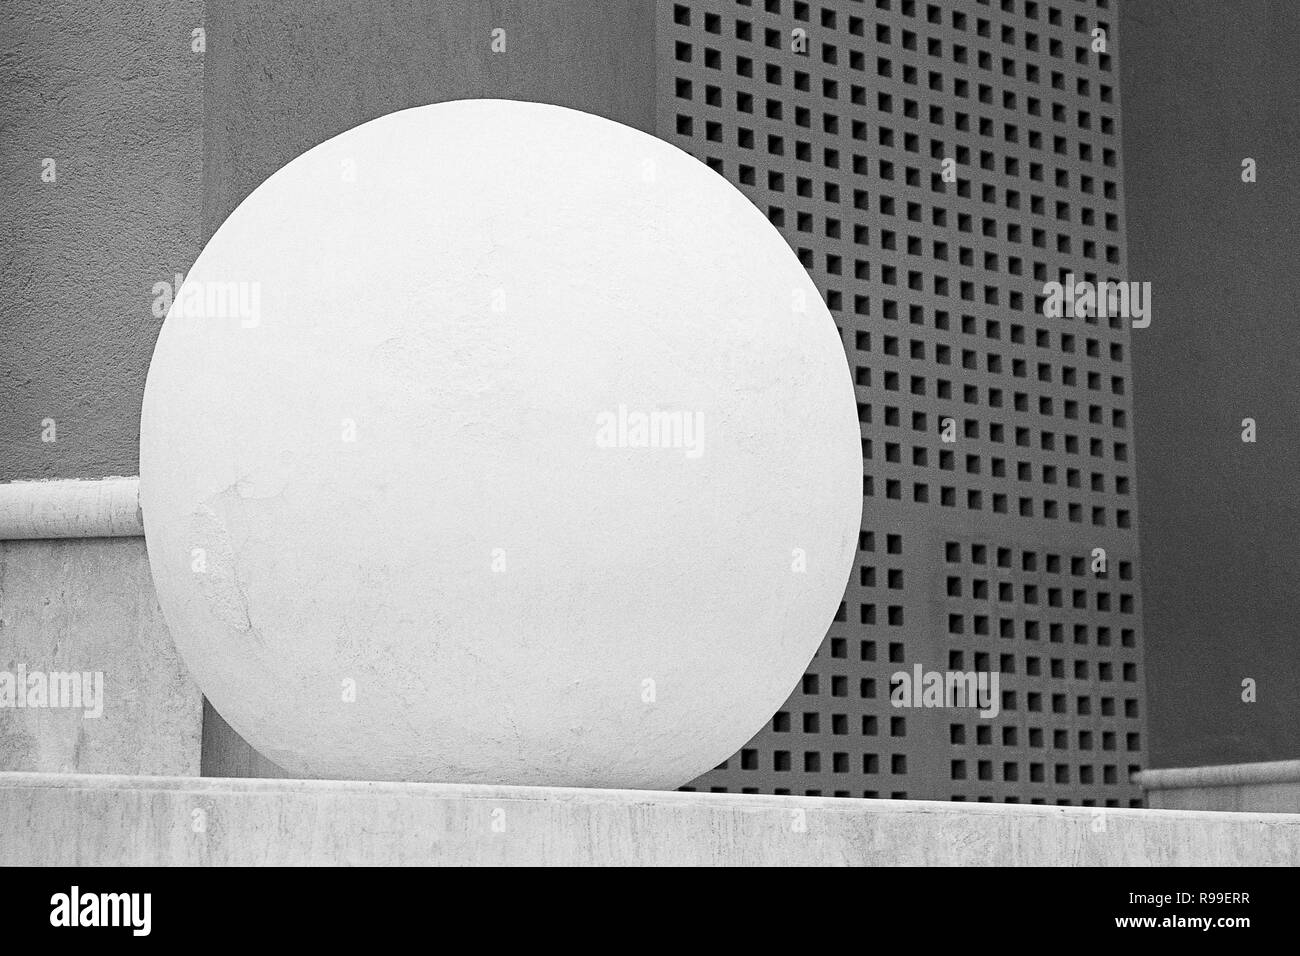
(663, 0, 1146, 806)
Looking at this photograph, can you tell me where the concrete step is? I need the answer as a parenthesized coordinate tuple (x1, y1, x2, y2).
(3, 772, 1299, 865)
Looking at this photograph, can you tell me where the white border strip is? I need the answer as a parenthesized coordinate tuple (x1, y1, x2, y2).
(0, 477, 143, 540)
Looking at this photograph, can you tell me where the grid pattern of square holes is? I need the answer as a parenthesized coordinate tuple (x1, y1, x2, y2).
(665, 0, 1145, 805)
(942, 538, 1143, 804)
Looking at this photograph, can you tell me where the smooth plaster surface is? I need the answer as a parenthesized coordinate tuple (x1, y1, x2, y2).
(0, 538, 202, 775)
(1122, 0, 1300, 767)
(4, 773, 1299, 866)
(140, 99, 862, 789)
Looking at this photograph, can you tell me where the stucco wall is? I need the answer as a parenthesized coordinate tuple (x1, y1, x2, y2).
(0, 0, 656, 482)
(200, 0, 658, 238)
(0, 0, 205, 481)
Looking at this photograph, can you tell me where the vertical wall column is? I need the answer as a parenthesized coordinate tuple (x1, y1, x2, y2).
(1122, 0, 1300, 768)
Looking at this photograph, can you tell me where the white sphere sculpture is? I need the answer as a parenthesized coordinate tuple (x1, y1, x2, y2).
(140, 99, 862, 789)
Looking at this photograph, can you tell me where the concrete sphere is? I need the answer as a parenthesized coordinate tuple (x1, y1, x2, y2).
(140, 100, 862, 789)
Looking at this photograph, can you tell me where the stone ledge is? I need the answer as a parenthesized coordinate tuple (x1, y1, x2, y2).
(1135, 759, 1300, 790)
(0, 478, 143, 540)
(3, 772, 1299, 866)
(1134, 760, 1300, 813)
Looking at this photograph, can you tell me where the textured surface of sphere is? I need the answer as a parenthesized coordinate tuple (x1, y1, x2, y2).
(140, 100, 862, 788)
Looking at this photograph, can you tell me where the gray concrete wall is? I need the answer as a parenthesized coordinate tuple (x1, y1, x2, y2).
(1121, 1, 1300, 767)
(0, 538, 202, 775)
(3, 773, 1299, 865)
(663, 0, 1148, 805)
(0, 0, 205, 481)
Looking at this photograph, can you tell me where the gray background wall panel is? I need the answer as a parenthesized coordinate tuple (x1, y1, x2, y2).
(1121, 0, 1300, 768)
